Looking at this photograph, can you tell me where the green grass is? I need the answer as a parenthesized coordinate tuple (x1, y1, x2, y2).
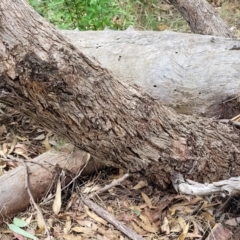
(29, 0, 240, 35)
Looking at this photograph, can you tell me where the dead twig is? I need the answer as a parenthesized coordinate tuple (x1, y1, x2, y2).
(81, 172, 144, 239)
(7, 155, 51, 239)
(82, 173, 145, 240)
(222, 96, 238, 104)
(40, 152, 91, 206)
(214, 119, 240, 128)
(89, 173, 130, 199)
(82, 198, 144, 240)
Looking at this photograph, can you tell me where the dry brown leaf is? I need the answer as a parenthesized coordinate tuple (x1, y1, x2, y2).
(107, 206, 114, 214)
(96, 234, 110, 240)
(0, 124, 7, 136)
(172, 197, 202, 208)
(65, 193, 78, 211)
(63, 216, 71, 234)
(177, 217, 187, 230)
(170, 222, 181, 233)
(139, 214, 155, 228)
(62, 234, 82, 240)
(16, 135, 28, 141)
(14, 145, 29, 159)
(202, 202, 219, 211)
(2, 142, 10, 155)
(14, 149, 28, 159)
(72, 226, 93, 234)
(53, 178, 62, 215)
(186, 220, 202, 238)
(130, 221, 146, 235)
(0, 149, 6, 158)
(43, 132, 51, 151)
(201, 211, 215, 227)
(161, 217, 170, 234)
(8, 137, 18, 154)
(178, 223, 189, 240)
(33, 134, 45, 140)
(25, 214, 33, 225)
(85, 206, 108, 225)
(36, 205, 45, 230)
(15, 143, 28, 152)
(205, 223, 232, 240)
(75, 213, 88, 220)
(143, 208, 156, 223)
(117, 213, 135, 222)
(132, 180, 148, 190)
(5, 160, 18, 168)
(0, 161, 6, 176)
(169, 205, 193, 215)
(135, 217, 158, 233)
(225, 217, 240, 226)
(95, 225, 119, 239)
(77, 220, 93, 228)
(129, 203, 147, 210)
(141, 192, 154, 209)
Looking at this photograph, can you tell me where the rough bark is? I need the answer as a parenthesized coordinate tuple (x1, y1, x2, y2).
(0, 0, 240, 190)
(0, 146, 100, 220)
(61, 29, 240, 118)
(168, 0, 235, 38)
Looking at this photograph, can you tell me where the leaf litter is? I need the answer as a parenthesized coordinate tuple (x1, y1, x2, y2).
(0, 106, 240, 239)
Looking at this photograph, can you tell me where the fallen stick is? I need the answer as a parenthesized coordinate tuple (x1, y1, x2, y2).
(88, 173, 130, 199)
(171, 172, 240, 196)
(0, 144, 104, 221)
(84, 173, 146, 239)
(83, 198, 144, 240)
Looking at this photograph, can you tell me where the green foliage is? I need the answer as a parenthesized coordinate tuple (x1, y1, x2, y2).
(8, 218, 37, 240)
(29, 0, 134, 30)
(29, 0, 240, 36)
(29, 0, 187, 31)
(116, 0, 162, 30)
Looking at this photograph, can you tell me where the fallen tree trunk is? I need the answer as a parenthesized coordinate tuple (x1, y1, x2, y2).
(1, 0, 240, 191)
(168, 0, 235, 38)
(61, 30, 240, 118)
(0, 145, 102, 220)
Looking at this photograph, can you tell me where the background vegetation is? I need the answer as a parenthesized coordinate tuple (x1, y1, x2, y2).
(29, 0, 240, 36)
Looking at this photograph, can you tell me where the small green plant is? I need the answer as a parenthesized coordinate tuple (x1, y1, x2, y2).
(55, 138, 66, 151)
(29, 0, 134, 30)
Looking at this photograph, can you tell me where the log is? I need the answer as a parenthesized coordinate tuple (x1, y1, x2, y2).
(0, 145, 103, 220)
(61, 29, 240, 117)
(1, 0, 240, 191)
(168, 0, 235, 38)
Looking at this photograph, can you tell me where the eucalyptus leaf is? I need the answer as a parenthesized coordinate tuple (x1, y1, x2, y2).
(8, 224, 38, 240)
(13, 217, 28, 227)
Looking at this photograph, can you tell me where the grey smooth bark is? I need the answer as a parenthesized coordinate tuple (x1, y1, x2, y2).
(61, 30, 240, 118)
